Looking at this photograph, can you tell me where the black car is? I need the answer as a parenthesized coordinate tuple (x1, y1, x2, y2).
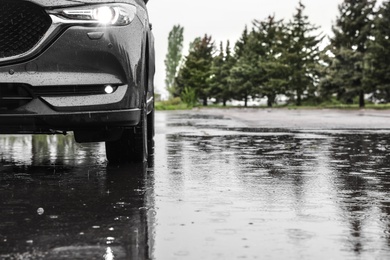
(0, 0, 155, 163)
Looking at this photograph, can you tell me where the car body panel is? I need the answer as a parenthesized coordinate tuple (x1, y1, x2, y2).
(0, 0, 155, 138)
(24, 0, 146, 8)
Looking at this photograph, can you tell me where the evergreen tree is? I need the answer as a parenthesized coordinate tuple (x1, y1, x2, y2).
(368, 0, 390, 103)
(234, 26, 249, 58)
(209, 42, 226, 104)
(229, 26, 257, 107)
(251, 15, 289, 107)
(164, 25, 184, 99)
(209, 41, 235, 106)
(326, 0, 376, 107)
(176, 35, 215, 106)
(229, 59, 256, 107)
(283, 1, 323, 106)
(221, 41, 236, 105)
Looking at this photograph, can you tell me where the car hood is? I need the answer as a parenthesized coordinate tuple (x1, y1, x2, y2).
(26, 0, 144, 8)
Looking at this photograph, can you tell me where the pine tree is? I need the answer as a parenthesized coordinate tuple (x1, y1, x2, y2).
(209, 42, 225, 102)
(234, 26, 249, 59)
(283, 1, 323, 106)
(368, 0, 390, 103)
(326, 0, 376, 107)
(251, 15, 289, 107)
(175, 35, 215, 106)
(229, 26, 257, 107)
(221, 41, 235, 105)
(164, 25, 184, 99)
(209, 41, 235, 106)
(209, 42, 226, 104)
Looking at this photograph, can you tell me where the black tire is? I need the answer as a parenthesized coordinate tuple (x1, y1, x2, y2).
(105, 104, 148, 164)
(147, 106, 155, 156)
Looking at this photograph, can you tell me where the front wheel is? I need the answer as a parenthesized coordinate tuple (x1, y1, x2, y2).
(105, 105, 148, 164)
(147, 106, 155, 156)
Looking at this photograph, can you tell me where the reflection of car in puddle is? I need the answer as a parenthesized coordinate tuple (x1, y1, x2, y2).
(0, 143, 155, 259)
(104, 247, 114, 260)
(0, 0, 155, 163)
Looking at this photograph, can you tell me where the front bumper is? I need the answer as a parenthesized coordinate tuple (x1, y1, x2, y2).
(0, 22, 145, 110)
(0, 105, 141, 134)
(0, 2, 148, 134)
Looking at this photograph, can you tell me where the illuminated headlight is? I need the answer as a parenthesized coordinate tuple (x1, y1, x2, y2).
(59, 4, 137, 26)
(94, 7, 116, 24)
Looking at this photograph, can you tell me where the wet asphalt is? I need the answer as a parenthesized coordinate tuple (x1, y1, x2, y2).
(1, 109, 390, 259)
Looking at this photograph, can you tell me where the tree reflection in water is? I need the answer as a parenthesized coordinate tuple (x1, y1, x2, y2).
(160, 126, 390, 259)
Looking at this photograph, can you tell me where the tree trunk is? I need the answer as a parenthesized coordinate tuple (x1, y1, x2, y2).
(203, 97, 208, 106)
(223, 99, 227, 107)
(296, 91, 302, 106)
(267, 94, 275, 108)
(267, 100, 273, 107)
(359, 90, 365, 108)
(244, 96, 248, 107)
(386, 89, 390, 103)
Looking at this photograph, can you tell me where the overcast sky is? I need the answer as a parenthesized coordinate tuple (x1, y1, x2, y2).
(146, 0, 364, 97)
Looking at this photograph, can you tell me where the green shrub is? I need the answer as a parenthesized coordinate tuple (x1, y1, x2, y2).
(181, 87, 198, 108)
(155, 97, 189, 110)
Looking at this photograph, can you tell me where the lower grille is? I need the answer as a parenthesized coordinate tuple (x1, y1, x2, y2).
(0, 84, 118, 111)
(0, 1, 52, 59)
(32, 85, 119, 96)
(0, 83, 33, 111)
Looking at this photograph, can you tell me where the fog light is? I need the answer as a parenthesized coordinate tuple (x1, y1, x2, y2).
(104, 85, 114, 94)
